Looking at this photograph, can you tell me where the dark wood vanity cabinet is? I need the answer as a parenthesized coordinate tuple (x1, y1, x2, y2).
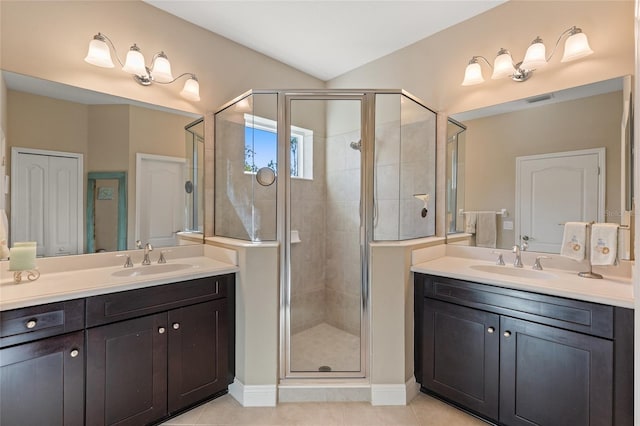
(415, 273, 633, 426)
(0, 300, 86, 426)
(86, 274, 234, 426)
(422, 298, 499, 419)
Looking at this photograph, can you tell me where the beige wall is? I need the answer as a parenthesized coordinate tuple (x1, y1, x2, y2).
(461, 90, 622, 249)
(88, 105, 130, 172)
(0, 1, 324, 117)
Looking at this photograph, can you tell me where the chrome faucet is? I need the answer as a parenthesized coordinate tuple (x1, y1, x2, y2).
(533, 256, 551, 271)
(142, 243, 153, 265)
(512, 245, 523, 268)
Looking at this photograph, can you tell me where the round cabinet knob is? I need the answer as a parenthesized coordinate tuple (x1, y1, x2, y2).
(172, 323, 180, 330)
(158, 327, 166, 334)
(487, 327, 495, 334)
(503, 331, 512, 338)
(26, 319, 37, 329)
(70, 349, 79, 358)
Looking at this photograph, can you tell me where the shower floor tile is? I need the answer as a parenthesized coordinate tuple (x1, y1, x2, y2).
(290, 323, 360, 372)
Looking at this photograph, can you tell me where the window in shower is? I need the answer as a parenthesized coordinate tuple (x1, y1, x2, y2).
(244, 114, 314, 179)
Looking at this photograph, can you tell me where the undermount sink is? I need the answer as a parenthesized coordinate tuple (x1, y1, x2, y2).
(111, 263, 194, 278)
(470, 264, 557, 280)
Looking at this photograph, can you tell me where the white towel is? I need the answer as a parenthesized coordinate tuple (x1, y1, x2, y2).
(0, 209, 8, 259)
(475, 211, 497, 248)
(464, 212, 477, 234)
(561, 222, 587, 261)
(590, 223, 619, 266)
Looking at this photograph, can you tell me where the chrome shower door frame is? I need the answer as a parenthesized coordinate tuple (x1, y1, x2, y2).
(279, 91, 375, 380)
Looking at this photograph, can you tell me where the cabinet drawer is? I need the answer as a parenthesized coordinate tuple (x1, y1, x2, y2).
(0, 299, 85, 348)
(86, 274, 232, 327)
(422, 275, 613, 339)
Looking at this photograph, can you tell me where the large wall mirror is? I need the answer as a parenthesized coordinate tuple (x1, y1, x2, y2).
(2, 70, 204, 258)
(446, 76, 634, 260)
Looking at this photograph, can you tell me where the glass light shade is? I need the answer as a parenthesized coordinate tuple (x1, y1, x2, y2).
(84, 38, 114, 68)
(461, 62, 484, 86)
(151, 53, 174, 83)
(122, 45, 147, 76)
(180, 77, 200, 101)
(491, 50, 516, 79)
(561, 32, 594, 62)
(520, 39, 547, 70)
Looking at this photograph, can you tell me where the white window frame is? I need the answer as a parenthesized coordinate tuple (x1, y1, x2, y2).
(244, 114, 313, 180)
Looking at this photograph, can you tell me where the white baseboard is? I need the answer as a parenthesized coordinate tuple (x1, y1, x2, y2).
(229, 379, 277, 407)
(278, 383, 370, 402)
(371, 377, 419, 406)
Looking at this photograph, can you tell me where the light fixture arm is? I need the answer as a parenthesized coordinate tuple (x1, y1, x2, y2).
(154, 72, 197, 85)
(545, 26, 578, 62)
(472, 55, 493, 69)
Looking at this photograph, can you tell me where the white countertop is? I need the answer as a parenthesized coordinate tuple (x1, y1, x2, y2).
(0, 256, 238, 311)
(412, 256, 634, 309)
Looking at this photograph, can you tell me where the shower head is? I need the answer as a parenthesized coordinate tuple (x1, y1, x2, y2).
(349, 140, 362, 151)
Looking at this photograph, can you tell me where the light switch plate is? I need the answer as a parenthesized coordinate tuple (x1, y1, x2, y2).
(503, 221, 514, 230)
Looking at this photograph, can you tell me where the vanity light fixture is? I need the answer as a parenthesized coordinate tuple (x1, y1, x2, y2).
(84, 33, 200, 101)
(461, 26, 594, 86)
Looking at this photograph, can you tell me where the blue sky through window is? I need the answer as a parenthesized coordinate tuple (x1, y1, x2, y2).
(245, 127, 277, 172)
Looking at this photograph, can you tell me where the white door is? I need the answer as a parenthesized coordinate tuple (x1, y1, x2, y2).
(12, 149, 82, 257)
(516, 148, 604, 253)
(136, 154, 186, 248)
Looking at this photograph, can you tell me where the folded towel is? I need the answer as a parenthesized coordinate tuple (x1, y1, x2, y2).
(0, 209, 8, 259)
(590, 223, 619, 266)
(464, 212, 477, 234)
(561, 222, 587, 261)
(475, 211, 497, 248)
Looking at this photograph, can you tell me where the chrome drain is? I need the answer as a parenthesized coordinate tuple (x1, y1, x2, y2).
(318, 365, 332, 372)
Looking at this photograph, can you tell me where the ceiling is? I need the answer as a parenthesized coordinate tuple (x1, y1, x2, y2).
(144, 1, 507, 81)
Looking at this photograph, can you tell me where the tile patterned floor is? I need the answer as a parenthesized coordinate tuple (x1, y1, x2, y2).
(290, 323, 360, 372)
(162, 393, 491, 426)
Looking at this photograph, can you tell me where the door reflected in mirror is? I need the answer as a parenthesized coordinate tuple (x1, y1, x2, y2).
(446, 76, 634, 260)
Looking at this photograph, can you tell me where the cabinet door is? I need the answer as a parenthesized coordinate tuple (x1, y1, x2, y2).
(422, 299, 499, 419)
(86, 313, 168, 426)
(168, 298, 229, 413)
(500, 316, 613, 426)
(0, 331, 84, 426)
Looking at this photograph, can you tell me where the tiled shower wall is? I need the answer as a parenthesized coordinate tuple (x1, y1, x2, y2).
(290, 135, 327, 335)
(324, 130, 362, 336)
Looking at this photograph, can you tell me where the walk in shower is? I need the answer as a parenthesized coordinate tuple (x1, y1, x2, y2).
(214, 90, 436, 380)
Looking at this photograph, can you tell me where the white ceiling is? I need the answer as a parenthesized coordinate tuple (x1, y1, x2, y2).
(144, 0, 507, 81)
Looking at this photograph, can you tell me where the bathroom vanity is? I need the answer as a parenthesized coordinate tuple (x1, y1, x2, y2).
(0, 254, 236, 426)
(414, 272, 633, 426)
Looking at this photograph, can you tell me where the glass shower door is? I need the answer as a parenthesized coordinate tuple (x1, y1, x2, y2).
(286, 97, 365, 377)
